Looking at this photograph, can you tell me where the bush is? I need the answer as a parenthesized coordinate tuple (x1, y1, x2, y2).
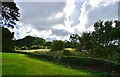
(29, 52, 54, 61)
(15, 46, 20, 50)
(28, 52, 120, 74)
(21, 46, 28, 50)
(47, 46, 50, 49)
(59, 56, 120, 73)
(63, 50, 70, 56)
(42, 46, 46, 49)
(30, 45, 40, 49)
(51, 40, 65, 51)
(75, 43, 82, 52)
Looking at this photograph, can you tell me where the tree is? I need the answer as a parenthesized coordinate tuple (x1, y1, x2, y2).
(91, 20, 120, 58)
(1, 1, 20, 51)
(51, 40, 65, 51)
(1, 0, 20, 28)
(75, 20, 120, 60)
(69, 34, 80, 48)
(45, 41, 52, 49)
(2, 27, 15, 52)
(70, 34, 80, 43)
(15, 36, 46, 48)
(34, 37, 46, 46)
(78, 32, 93, 52)
(64, 40, 73, 48)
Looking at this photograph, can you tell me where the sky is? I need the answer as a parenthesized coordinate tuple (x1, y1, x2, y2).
(12, 0, 119, 41)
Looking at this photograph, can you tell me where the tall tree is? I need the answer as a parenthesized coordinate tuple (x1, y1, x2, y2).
(79, 32, 93, 52)
(69, 34, 80, 48)
(2, 27, 14, 52)
(92, 20, 120, 58)
(1, 0, 20, 28)
(1, 0, 20, 51)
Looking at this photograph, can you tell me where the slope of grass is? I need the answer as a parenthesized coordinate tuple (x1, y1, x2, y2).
(1, 53, 95, 75)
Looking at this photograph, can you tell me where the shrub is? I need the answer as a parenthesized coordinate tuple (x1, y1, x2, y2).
(47, 46, 50, 49)
(15, 46, 20, 50)
(59, 56, 120, 73)
(75, 43, 82, 52)
(30, 45, 40, 49)
(29, 52, 54, 61)
(28, 52, 120, 73)
(42, 46, 45, 49)
(63, 50, 70, 56)
(21, 46, 28, 50)
(51, 40, 65, 51)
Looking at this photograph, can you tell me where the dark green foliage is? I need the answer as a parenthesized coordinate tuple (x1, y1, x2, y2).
(79, 32, 93, 52)
(15, 46, 20, 50)
(2, 1, 20, 28)
(2, 27, 14, 52)
(46, 46, 50, 49)
(59, 56, 120, 73)
(51, 40, 65, 51)
(76, 43, 82, 51)
(15, 36, 46, 48)
(28, 52, 120, 74)
(21, 46, 28, 50)
(63, 50, 70, 56)
(42, 46, 46, 49)
(45, 41, 52, 48)
(29, 52, 54, 61)
(70, 34, 80, 43)
(1, 1, 20, 51)
(64, 40, 74, 48)
(69, 34, 80, 48)
(30, 45, 40, 49)
(75, 20, 120, 62)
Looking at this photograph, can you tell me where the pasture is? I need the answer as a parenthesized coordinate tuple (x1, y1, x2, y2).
(1, 53, 94, 75)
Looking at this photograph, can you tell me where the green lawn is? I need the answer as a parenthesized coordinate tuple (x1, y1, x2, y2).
(1, 53, 96, 75)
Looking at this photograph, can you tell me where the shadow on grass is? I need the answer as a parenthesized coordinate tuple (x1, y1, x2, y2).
(26, 53, 119, 77)
(2, 51, 119, 77)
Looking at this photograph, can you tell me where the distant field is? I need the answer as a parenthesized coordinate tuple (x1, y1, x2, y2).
(15, 48, 75, 53)
(64, 48, 75, 50)
(16, 49, 50, 53)
(2, 53, 95, 75)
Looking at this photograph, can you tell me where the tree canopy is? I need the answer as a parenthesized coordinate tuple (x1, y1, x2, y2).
(2, 27, 14, 52)
(15, 36, 46, 48)
(1, 1, 20, 52)
(73, 20, 120, 61)
(51, 40, 65, 51)
(1, 1, 20, 28)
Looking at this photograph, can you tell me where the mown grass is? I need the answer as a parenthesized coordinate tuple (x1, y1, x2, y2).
(1, 53, 97, 75)
(16, 49, 50, 53)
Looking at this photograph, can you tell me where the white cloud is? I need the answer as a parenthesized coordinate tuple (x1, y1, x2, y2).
(13, 0, 119, 41)
(17, 2, 66, 31)
(55, 12, 64, 19)
(63, 0, 76, 18)
(78, 0, 118, 32)
(12, 23, 32, 39)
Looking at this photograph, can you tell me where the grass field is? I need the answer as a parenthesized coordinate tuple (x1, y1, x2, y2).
(1, 53, 97, 75)
(16, 49, 50, 53)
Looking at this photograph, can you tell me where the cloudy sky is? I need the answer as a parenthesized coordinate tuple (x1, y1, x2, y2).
(13, 0, 119, 41)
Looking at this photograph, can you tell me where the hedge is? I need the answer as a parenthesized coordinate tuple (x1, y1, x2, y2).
(29, 53, 54, 61)
(8, 51, 119, 75)
(59, 56, 120, 73)
(28, 53, 120, 74)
